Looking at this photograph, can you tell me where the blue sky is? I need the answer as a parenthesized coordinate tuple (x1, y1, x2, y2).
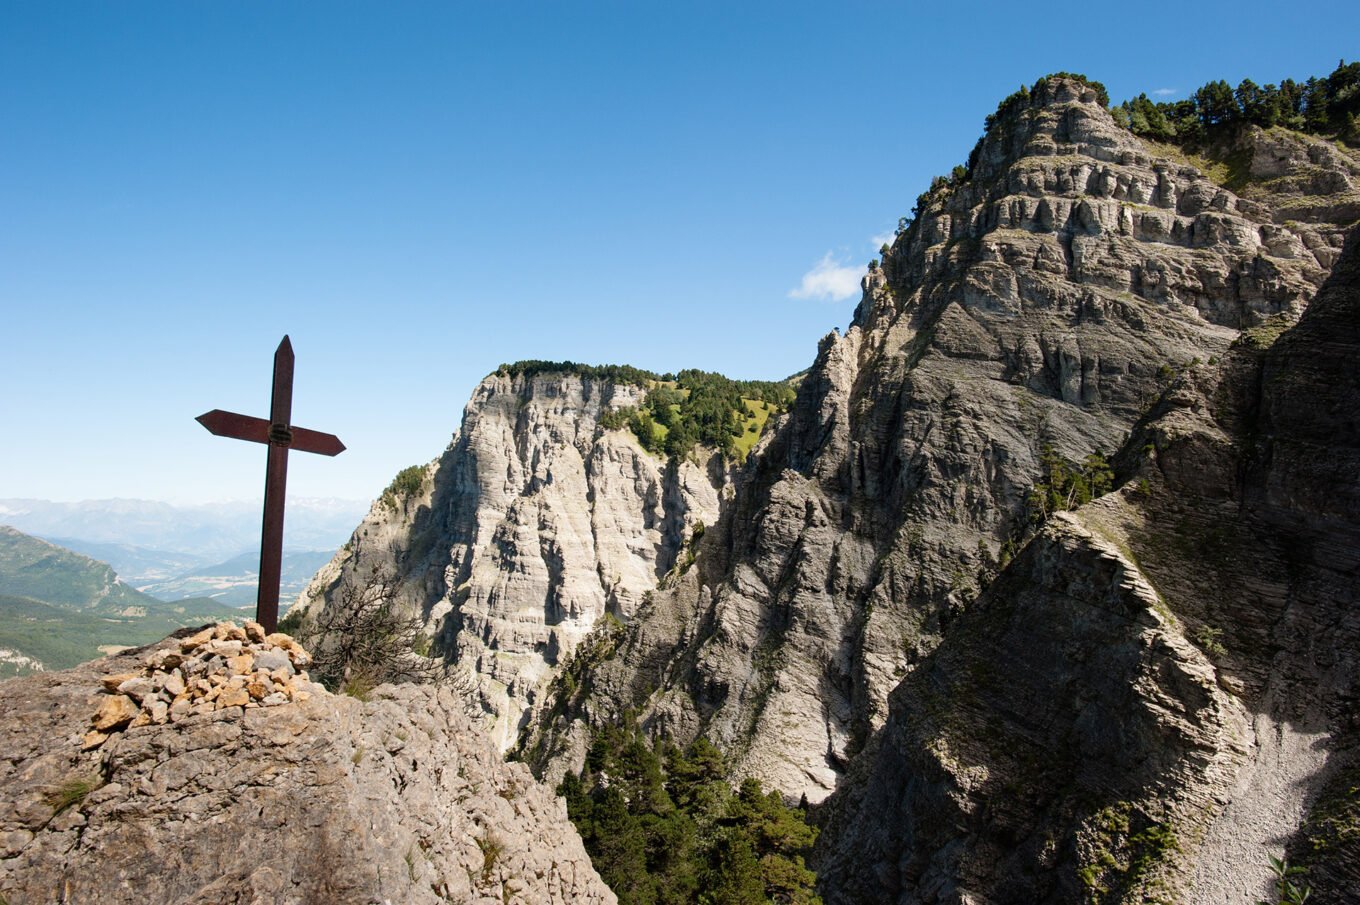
(3, 1, 1356, 503)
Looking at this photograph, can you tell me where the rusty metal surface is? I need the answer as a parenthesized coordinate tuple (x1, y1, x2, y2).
(194, 335, 344, 633)
(196, 411, 345, 456)
(255, 338, 294, 635)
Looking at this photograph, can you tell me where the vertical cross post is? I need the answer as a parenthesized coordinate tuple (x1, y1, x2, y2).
(258, 338, 295, 634)
(196, 336, 345, 632)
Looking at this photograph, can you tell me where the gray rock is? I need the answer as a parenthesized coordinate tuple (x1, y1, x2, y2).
(162, 671, 185, 697)
(205, 639, 242, 657)
(258, 74, 1359, 903)
(285, 76, 1360, 813)
(813, 225, 1360, 903)
(114, 677, 154, 703)
(0, 638, 615, 905)
(519, 85, 1356, 805)
(146, 699, 169, 724)
(252, 648, 293, 675)
(167, 696, 190, 721)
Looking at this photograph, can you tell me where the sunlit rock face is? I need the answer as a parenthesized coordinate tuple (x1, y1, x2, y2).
(298, 370, 726, 750)
(815, 224, 1360, 904)
(305, 74, 1360, 905)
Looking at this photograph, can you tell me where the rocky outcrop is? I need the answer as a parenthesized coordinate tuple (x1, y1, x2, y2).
(1233, 124, 1360, 227)
(524, 77, 1358, 804)
(296, 370, 727, 751)
(0, 630, 615, 905)
(812, 226, 1360, 904)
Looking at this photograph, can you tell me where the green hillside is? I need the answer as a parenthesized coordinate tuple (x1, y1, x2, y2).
(0, 593, 243, 676)
(0, 525, 154, 612)
(0, 526, 248, 676)
(502, 362, 799, 461)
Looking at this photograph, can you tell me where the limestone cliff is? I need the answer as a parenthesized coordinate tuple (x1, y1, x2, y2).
(524, 76, 1357, 805)
(0, 629, 615, 904)
(296, 369, 728, 750)
(812, 223, 1360, 904)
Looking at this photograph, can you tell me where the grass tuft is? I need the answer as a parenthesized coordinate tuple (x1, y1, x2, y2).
(45, 775, 101, 815)
(475, 831, 504, 885)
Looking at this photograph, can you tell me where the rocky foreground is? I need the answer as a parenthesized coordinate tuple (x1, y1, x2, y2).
(0, 626, 615, 905)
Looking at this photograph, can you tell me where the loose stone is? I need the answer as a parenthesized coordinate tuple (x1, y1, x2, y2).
(87, 624, 324, 743)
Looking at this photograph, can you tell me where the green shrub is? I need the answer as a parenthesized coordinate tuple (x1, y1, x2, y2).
(302, 569, 442, 693)
(277, 606, 308, 636)
(599, 406, 636, 431)
(476, 832, 504, 885)
(1256, 854, 1312, 905)
(1026, 446, 1115, 523)
(340, 669, 378, 701)
(1193, 625, 1227, 659)
(380, 465, 426, 510)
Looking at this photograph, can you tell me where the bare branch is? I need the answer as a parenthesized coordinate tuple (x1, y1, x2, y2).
(299, 566, 443, 694)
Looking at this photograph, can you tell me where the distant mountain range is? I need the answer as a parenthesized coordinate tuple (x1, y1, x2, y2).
(0, 498, 365, 676)
(37, 537, 209, 585)
(0, 497, 368, 563)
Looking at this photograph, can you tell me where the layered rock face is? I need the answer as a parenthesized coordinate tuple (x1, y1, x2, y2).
(526, 77, 1357, 803)
(297, 370, 726, 750)
(0, 630, 615, 905)
(813, 227, 1360, 903)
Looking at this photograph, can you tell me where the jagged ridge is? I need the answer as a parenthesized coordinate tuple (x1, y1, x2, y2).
(523, 75, 1357, 808)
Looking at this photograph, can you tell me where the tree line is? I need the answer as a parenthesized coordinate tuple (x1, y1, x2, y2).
(1114, 60, 1360, 147)
(559, 719, 821, 905)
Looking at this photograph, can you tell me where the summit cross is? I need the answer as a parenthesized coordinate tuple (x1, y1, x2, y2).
(196, 336, 345, 633)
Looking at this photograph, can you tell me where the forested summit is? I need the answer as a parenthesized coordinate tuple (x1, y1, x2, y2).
(497, 360, 798, 461)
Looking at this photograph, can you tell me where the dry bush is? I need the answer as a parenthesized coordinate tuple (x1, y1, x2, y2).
(304, 567, 443, 694)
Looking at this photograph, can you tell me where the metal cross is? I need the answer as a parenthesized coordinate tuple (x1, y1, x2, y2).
(196, 336, 345, 632)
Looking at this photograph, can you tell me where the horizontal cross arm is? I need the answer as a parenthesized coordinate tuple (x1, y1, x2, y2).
(196, 410, 345, 456)
(289, 425, 346, 456)
(197, 409, 269, 444)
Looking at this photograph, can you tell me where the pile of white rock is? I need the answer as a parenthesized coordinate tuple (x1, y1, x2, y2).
(84, 621, 326, 750)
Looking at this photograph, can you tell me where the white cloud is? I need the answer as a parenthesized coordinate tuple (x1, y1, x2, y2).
(1152, 87, 1178, 97)
(870, 231, 896, 250)
(789, 253, 864, 303)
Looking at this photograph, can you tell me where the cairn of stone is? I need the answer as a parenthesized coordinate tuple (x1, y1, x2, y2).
(84, 621, 325, 750)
